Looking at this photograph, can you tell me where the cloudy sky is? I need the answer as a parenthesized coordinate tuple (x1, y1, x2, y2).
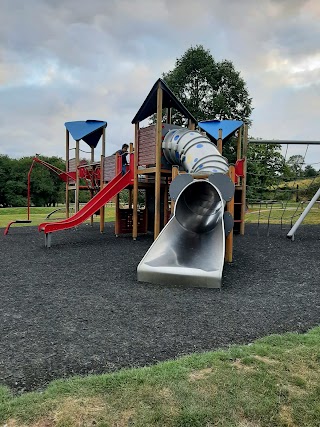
(1, 0, 319, 163)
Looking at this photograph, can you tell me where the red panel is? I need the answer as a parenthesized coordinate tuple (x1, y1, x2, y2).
(39, 154, 134, 235)
(235, 159, 245, 179)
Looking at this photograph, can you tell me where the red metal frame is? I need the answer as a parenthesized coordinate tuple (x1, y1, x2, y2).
(4, 220, 32, 236)
(39, 153, 134, 235)
(27, 157, 80, 220)
(6, 152, 131, 236)
(27, 156, 104, 220)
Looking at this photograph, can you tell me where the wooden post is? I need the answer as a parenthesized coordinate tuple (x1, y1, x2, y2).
(236, 126, 243, 185)
(115, 154, 120, 236)
(236, 126, 242, 160)
(167, 108, 172, 124)
(133, 123, 139, 239)
(217, 128, 223, 154)
(154, 83, 163, 239)
(240, 123, 248, 235)
(171, 165, 179, 215)
(75, 139, 80, 213)
(90, 146, 95, 226)
(225, 165, 235, 263)
(163, 181, 169, 226)
(100, 127, 106, 233)
(65, 129, 70, 218)
(188, 120, 196, 130)
(129, 142, 134, 208)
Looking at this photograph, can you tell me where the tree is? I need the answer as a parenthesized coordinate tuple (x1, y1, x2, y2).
(246, 143, 285, 202)
(304, 164, 318, 177)
(161, 45, 252, 124)
(0, 155, 13, 207)
(30, 156, 66, 206)
(286, 155, 304, 178)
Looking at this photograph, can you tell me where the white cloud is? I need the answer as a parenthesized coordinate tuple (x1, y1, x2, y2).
(0, 0, 319, 163)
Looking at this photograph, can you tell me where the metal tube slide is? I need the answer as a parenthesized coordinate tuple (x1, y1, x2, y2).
(137, 179, 226, 288)
(162, 128, 229, 174)
(138, 127, 234, 288)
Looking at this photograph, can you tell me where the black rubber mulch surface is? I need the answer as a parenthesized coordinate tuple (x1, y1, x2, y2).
(0, 223, 319, 392)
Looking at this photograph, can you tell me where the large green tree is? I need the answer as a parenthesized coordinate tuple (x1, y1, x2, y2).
(0, 155, 13, 207)
(161, 45, 252, 124)
(30, 156, 66, 207)
(246, 143, 286, 202)
(0, 155, 67, 207)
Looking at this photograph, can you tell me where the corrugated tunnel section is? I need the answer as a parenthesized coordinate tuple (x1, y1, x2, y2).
(162, 128, 229, 174)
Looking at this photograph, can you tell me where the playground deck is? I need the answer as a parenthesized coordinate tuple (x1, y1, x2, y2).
(0, 224, 319, 392)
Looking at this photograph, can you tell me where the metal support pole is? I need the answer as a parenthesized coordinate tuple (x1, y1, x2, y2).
(287, 187, 320, 240)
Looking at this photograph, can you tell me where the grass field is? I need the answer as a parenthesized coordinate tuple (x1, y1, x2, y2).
(0, 327, 319, 426)
(0, 205, 116, 229)
(245, 202, 320, 225)
(1, 202, 319, 230)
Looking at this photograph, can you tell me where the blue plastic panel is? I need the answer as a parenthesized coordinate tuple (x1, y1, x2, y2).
(65, 120, 107, 147)
(198, 120, 243, 142)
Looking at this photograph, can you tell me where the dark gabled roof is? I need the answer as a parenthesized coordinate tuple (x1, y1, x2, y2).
(65, 120, 107, 148)
(131, 79, 197, 124)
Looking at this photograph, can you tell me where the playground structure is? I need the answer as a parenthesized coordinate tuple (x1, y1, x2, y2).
(34, 79, 248, 288)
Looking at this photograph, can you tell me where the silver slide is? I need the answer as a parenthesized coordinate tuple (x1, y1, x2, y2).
(137, 129, 234, 288)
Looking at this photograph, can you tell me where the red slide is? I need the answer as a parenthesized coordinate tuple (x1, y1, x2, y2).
(39, 170, 133, 235)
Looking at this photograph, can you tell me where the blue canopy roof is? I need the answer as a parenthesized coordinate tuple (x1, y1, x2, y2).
(65, 120, 107, 148)
(198, 120, 243, 142)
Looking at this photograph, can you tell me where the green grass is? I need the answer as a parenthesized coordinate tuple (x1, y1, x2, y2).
(278, 176, 320, 190)
(2, 201, 319, 230)
(0, 327, 319, 426)
(0, 206, 116, 228)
